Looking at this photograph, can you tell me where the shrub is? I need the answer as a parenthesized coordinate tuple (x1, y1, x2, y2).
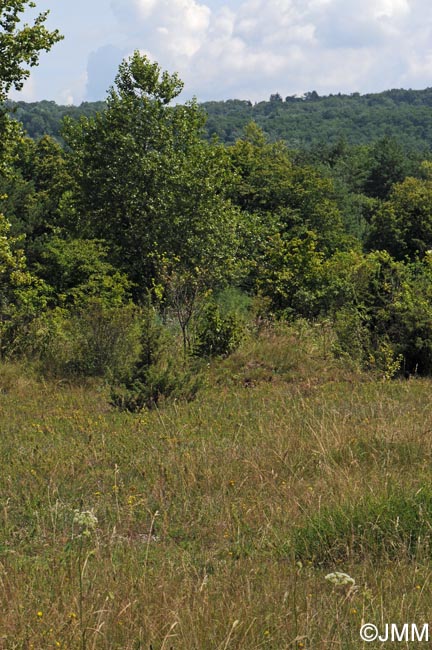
(26, 300, 141, 379)
(110, 360, 201, 411)
(332, 306, 371, 368)
(110, 304, 201, 411)
(193, 298, 244, 358)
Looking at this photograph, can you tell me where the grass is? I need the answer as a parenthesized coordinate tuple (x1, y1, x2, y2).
(1, 325, 432, 648)
(294, 489, 432, 565)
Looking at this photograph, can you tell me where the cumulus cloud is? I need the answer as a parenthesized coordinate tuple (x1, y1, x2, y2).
(14, 0, 432, 104)
(103, 0, 432, 101)
(112, 0, 211, 59)
(313, 0, 410, 48)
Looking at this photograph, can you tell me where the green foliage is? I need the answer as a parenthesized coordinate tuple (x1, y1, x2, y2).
(228, 125, 345, 256)
(385, 257, 432, 374)
(363, 136, 408, 200)
(7, 99, 106, 142)
(0, 230, 135, 375)
(114, 52, 184, 104)
(111, 303, 201, 411)
(0, 212, 48, 355)
(367, 176, 432, 259)
(203, 88, 432, 150)
(325, 251, 432, 375)
(0, 1, 62, 101)
(215, 286, 252, 319)
(111, 361, 200, 412)
(27, 301, 141, 379)
(35, 237, 132, 308)
(0, 1, 62, 164)
(256, 231, 326, 318)
(12, 87, 432, 153)
(193, 298, 244, 358)
(331, 305, 371, 367)
(16, 237, 137, 377)
(63, 52, 239, 297)
(3, 41, 432, 385)
(0, 134, 71, 262)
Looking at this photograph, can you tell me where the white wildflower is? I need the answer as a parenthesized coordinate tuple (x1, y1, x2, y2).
(325, 571, 356, 586)
(73, 509, 98, 537)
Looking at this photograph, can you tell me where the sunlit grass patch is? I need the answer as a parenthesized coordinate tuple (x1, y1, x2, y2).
(294, 488, 432, 565)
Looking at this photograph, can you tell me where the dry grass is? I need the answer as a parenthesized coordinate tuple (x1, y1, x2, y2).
(0, 327, 432, 649)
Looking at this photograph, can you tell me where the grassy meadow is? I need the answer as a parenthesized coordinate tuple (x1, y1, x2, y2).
(1, 325, 432, 649)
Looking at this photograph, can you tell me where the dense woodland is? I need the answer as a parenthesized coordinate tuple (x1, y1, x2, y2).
(9, 87, 432, 150)
(3, 3, 432, 408)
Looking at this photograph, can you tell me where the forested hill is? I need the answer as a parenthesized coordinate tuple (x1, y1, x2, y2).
(7, 87, 432, 150)
(7, 100, 106, 141)
(203, 88, 432, 149)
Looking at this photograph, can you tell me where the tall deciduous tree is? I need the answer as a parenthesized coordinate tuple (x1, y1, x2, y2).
(0, 1, 62, 182)
(64, 52, 240, 297)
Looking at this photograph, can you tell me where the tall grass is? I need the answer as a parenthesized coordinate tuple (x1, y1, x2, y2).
(1, 326, 432, 648)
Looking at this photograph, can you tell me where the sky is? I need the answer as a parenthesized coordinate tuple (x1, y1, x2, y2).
(10, 0, 432, 105)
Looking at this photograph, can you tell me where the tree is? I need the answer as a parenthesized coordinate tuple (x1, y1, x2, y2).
(64, 52, 240, 298)
(0, 1, 62, 102)
(256, 231, 326, 318)
(0, 212, 48, 354)
(0, 133, 71, 243)
(363, 136, 407, 200)
(366, 176, 432, 260)
(228, 122, 346, 292)
(0, 2, 62, 170)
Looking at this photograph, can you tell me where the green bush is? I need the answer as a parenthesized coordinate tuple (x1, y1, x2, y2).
(193, 298, 244, 358)
(332, 306, 371, 367)
(25, 300, 141, 379)
(327, 252, 432, 376)
(110, 304, 201, 411)
(110, 360, 201, 411)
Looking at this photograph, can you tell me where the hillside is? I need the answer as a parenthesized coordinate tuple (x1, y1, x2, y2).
(202, 88, 432, 149)
(8, 87, 432, 150)
(7, 99, 106, 141)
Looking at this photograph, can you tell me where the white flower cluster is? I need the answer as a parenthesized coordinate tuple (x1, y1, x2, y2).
(325, 571, 355, 586)
(73, 509, 98, 537)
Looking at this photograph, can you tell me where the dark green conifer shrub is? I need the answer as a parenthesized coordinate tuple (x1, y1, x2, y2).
(110, 304, 201, 411)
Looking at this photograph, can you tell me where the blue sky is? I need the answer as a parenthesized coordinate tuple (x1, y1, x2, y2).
(12, 0, 432, 105)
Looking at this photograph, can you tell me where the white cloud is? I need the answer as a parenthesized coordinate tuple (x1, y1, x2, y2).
(106, 0, 432, 101)
(112, 0, 211, 58)
(14, 0, 432, 104)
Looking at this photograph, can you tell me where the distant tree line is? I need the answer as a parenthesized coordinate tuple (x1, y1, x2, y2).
(7, 100, 106, 143)
(202, 88, 432, 150)
(9, 87, 432, 151)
